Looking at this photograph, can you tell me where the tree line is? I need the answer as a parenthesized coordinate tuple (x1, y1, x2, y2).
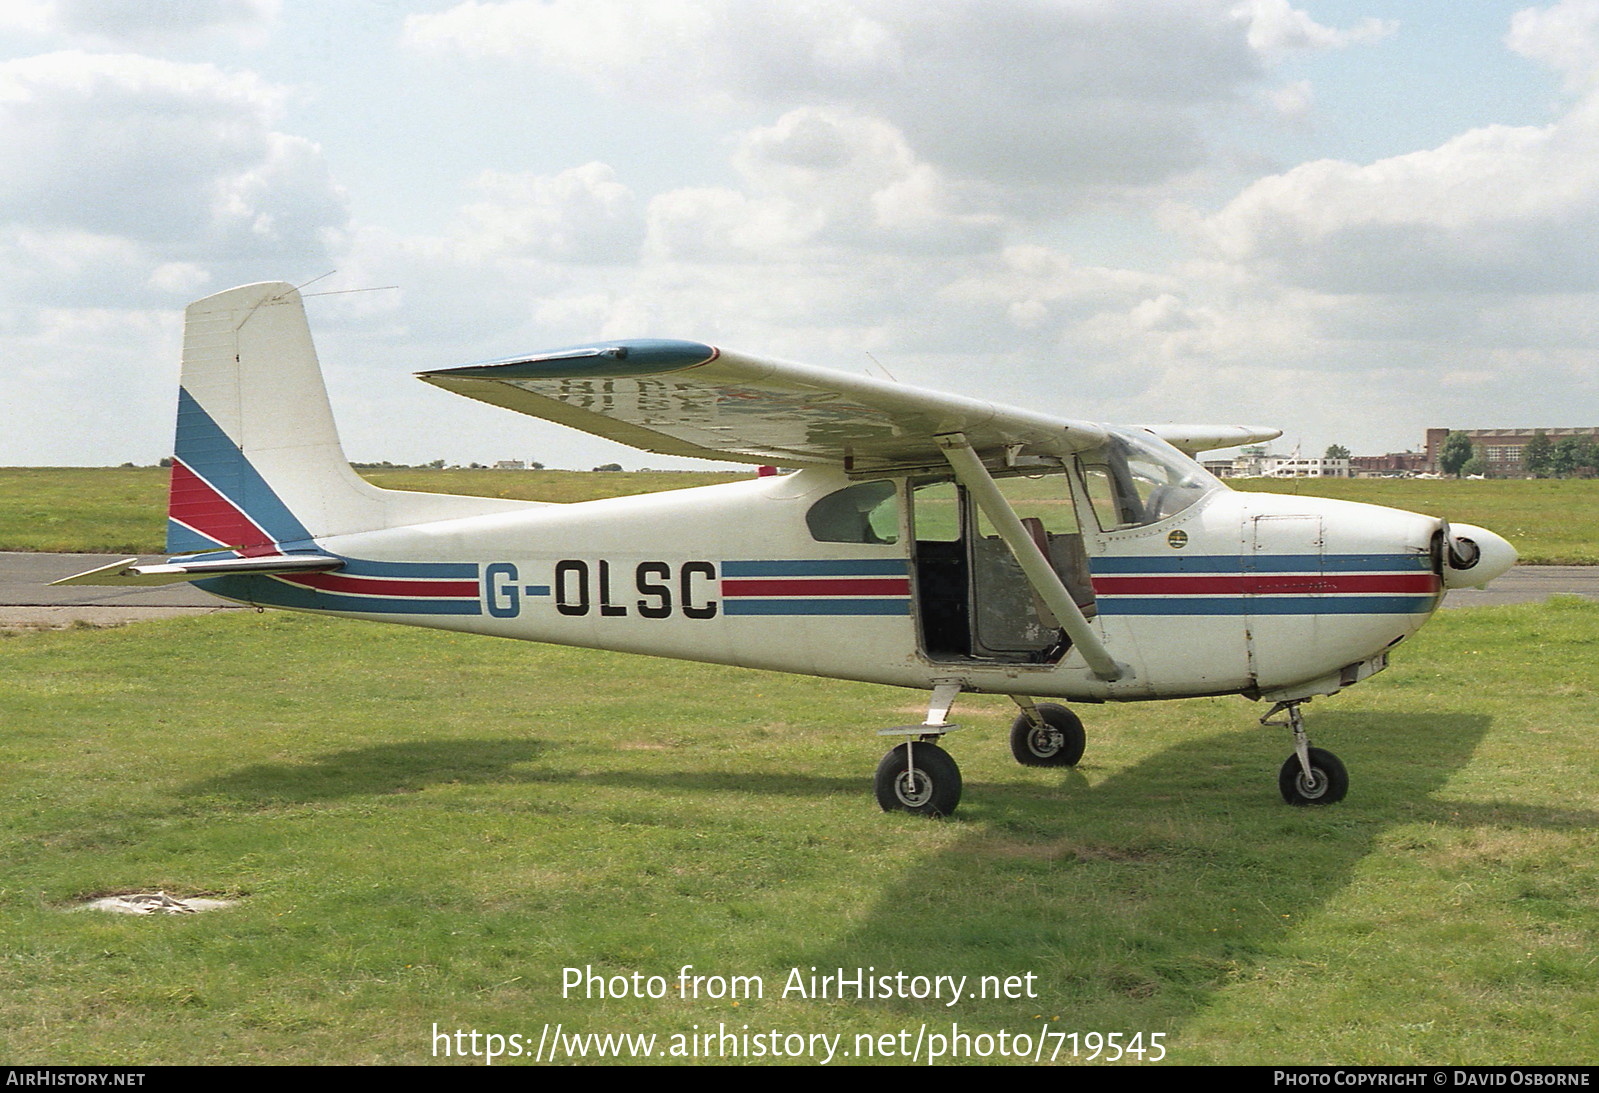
(1440, 430, 1597, 478)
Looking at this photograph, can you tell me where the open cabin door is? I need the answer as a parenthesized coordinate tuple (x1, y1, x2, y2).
(910, 471, 1097, 664)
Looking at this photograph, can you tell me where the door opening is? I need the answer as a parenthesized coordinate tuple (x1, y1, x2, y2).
(910, 471, 1095, 664)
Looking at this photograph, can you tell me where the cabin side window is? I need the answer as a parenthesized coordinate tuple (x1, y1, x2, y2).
(806, 480, 899, 544)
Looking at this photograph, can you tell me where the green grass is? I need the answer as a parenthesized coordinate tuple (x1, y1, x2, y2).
(0, 467, 747, 554)
(2, 600, 1595, 1064)
(0, 467, 170, 554)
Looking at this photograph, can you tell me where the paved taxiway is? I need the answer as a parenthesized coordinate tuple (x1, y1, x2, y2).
(1, 552, 238, 627)
(2, 552, 1595, 627)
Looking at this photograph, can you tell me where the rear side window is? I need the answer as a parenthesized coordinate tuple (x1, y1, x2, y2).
(806, 481, 899, 544)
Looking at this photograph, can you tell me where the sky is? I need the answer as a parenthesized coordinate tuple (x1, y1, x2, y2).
(3, 0, 1597, 470)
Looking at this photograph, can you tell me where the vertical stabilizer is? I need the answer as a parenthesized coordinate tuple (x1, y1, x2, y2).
(169, 282, 390, 554)
(168, 281, 549, 557)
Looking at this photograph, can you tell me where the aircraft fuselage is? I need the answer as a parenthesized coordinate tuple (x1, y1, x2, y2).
(195, 467, 1466, 707)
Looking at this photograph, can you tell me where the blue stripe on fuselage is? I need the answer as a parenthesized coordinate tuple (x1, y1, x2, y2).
(723, 559, 907, 577)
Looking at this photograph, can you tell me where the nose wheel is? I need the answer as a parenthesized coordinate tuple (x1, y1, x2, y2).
(1262, 701, 1348, 805)
(1278, 747, 1348, 805)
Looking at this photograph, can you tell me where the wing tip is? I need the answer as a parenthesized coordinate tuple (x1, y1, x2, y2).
(418, 339, 718, 382)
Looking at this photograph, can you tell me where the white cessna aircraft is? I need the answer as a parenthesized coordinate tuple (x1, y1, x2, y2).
(60, 282, 1516, 816)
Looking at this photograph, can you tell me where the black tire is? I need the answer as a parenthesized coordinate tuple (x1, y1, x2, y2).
(875, 742, 962, 817)
(1278, 747, 1348, 806)
(1009, 703, 1086, 767)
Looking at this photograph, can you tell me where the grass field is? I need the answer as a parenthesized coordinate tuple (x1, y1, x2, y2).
(2, 599, 1595, 1065)
(0, 467, 748, 555)
(1, 466, 1595, 563)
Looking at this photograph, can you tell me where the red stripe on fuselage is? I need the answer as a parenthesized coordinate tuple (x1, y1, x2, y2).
(1092, 573, 1442, 596)
(721, 577, 912, 597)
(276, 572, 480, 598)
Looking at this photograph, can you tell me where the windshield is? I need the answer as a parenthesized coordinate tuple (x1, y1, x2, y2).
(1078, 427, 1225, 532)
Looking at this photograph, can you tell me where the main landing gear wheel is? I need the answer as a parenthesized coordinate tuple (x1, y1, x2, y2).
(875, 741, 962, 817)
(1278, 747, 1348, 805)
(1009, 703, 1085, 767)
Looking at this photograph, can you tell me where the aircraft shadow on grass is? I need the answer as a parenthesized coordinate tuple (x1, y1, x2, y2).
(177, 703, 1595, 1040)
(184, 738, 549, 804)
(530, 704, 1595, 1037)
(181, 733, 881, 805)
(782, 709, 1599, 1037)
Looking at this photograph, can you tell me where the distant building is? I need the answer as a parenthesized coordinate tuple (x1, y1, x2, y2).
(1259, 455, 1349, 478)
(1220, 450, 1348, 478)
(1349, 451, 1428, 477)
(494, 460, 527, 470)
(1423, 427, 1599, 476)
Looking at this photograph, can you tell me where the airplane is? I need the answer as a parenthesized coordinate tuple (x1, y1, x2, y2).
(57, 281, 1517, 817)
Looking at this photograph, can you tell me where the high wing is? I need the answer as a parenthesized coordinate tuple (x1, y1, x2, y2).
(1141, 424, 1283, 456)
(418, 341, 1119, 474)
(419, 341, 1280, 472)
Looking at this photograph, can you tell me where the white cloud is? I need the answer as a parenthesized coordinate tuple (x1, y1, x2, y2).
(1233, 0, 1394, 58)
(1508, 0, 1599, 91)
(1196, 108, 1599, 293)
(404, 0, 898, 99)
(0, 304, 180, 464)
(406, 0, 1384, 199)
(0, 2, 53, 35)
(4, 0, 281, 48)
(0, 51, 346, 302)
(636, 109, 1003, 264)
(733, 109, 1002, 253)
(1265, 78, 1313, 118)
(642, 186, 775, 263)
(146, 261, 212, 295)
(1192, 1, 1599, 299)
(456, 162, 643, 263)
(936, 244, 1170, 343)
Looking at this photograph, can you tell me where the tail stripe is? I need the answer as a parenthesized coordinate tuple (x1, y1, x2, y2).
(168, 387, 312, 553)
(168, 458, 278, 556)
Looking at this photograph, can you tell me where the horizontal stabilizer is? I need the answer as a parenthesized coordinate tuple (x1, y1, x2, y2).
(52, 554, 343, 588)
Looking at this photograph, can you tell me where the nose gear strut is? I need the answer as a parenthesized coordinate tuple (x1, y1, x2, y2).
(1261, 700, 1349, 806)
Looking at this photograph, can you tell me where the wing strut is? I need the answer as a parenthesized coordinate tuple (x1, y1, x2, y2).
(937, 433, 1126, 683)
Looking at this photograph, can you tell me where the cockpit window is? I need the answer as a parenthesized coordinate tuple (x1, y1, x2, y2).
(1078, 427, 1223, 532)
(806, 481, 899, 544)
